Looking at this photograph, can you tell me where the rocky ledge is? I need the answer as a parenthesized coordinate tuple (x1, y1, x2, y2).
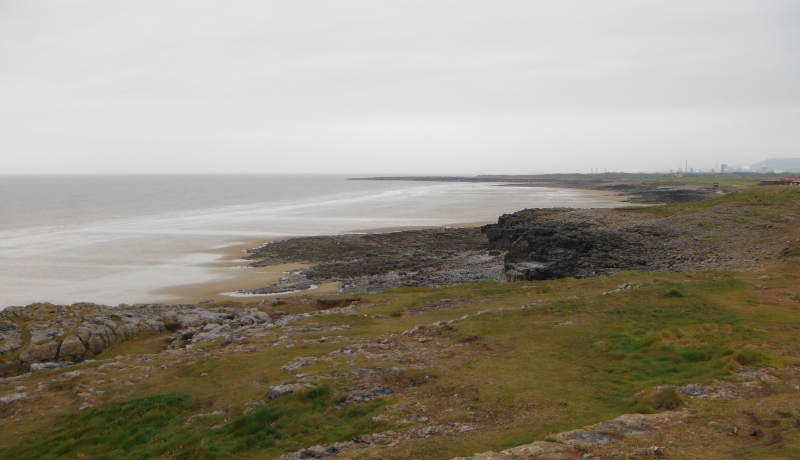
(243, 228, 506, 295)
(480, 200, 793, 282)
(0, 301, 296, 376)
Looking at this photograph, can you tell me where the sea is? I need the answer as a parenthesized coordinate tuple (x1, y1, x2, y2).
(0, 174, 625, 308)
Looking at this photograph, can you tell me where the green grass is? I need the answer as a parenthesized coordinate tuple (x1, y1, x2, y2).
(623, 186, 800, 218)
(0, 387, 392, 460)
(628, 386, 687, 413)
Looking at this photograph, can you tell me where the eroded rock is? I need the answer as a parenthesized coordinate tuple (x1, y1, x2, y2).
(19, 340, 59, 363)
(268, 384, 309, 399)
(281, 357, 319, 373)
(77, 324, 116, 354)
(58, 335, 86, 359)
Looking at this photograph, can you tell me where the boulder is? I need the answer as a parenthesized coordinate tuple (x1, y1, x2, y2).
(281, 357, 319, 373)
(141, 320, 166, 334)
(58, 335, 86, 358)
(503, 441, 581, 459)
(19, 340, 59, 362)
(29, 327, 65, 344)
(249, 312, 272, 323)
(0, 322, 22, 355)
(77, 324, 116, 354)
(267, 384, 307, 399)
(0, 338, 22, 355)
(31, 362, 73, 372)
(343, 387, 394, 405)
(115, 323, 139, 340)
(177, 310, 231, 328)
(0, 392, 33, 410)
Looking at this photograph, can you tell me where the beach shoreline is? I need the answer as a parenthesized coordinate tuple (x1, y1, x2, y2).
(149, 187, 636, 304)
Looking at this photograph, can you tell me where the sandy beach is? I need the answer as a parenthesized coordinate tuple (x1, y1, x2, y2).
(151, 238, 341, 304)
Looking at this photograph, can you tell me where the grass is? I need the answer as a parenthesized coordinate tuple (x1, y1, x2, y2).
(2, 270, 798, 459)
(0, 387, 391, 460)
(624, 185, 800, 219)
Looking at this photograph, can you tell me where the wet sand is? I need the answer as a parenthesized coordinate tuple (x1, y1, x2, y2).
(153, 239, 341, 304)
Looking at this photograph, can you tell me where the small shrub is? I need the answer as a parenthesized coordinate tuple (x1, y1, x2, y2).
(781, 244, 800, 257)
(734, 348, 768, 366)
(663, 289, 686, 298)
(628, 387, 686, 413)
(459, 335, 483, 343)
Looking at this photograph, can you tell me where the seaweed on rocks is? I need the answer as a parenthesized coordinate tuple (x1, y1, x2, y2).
(243, 228, 506, 294)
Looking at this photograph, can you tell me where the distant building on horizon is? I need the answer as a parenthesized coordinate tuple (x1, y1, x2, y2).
(758, 177, 800, 186)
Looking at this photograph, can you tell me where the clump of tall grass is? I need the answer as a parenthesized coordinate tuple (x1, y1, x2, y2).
(627, 387, 686, 414)
(663, 289, 686, 298)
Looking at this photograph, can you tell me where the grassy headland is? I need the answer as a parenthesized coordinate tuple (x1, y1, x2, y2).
(1, 180, 799, 459)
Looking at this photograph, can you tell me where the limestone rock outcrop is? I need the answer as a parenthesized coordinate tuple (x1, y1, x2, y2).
(58, 335, 86, 359)
(19, 340, 59, 362)
(77, 323, 116, 354)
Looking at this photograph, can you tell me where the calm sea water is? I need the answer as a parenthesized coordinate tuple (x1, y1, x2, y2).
(0, 174, 623, 307)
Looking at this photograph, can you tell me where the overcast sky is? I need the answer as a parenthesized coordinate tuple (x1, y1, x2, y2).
(1, 1, 798, 175)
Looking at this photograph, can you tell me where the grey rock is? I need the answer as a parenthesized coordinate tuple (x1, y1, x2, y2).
(141, 320, 166, 334)
(297, 445, 339, 459)
(177, 310, 231, 328)
(268, 384, 307, 399)
(236, 316, 255, 327)
(738, 368, 780, 382)
(85, 316, 118, 331)
(58, 335, 86, 358)
(0, 392, 33, 410)
(281, 357, 319, 373)
(19, 340, 59, 362)
(0, 321, 19, 334)
(556, 430, 617, 447)
(222, 335, 244, 346)
(674, 383, 732, 400)
(59, 371, 83, 380)
(115, 323, 139, 340)
(343, 387, 394, 404)
(501, 441, 581, 459)
(29, 327, 65, 344)
(30, 361, 73, 372)
(0, 338, 22, 355)
(77, 323, 116, 354)
(98, 362, 124, 370)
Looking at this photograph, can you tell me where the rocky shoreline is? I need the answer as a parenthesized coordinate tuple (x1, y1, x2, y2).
(242, 228, 506, 295)
(239, 186, 791, 294)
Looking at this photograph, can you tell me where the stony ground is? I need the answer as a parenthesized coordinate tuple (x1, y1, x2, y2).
(2, 268, 800, 459)
(244, 228, 506, 295)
